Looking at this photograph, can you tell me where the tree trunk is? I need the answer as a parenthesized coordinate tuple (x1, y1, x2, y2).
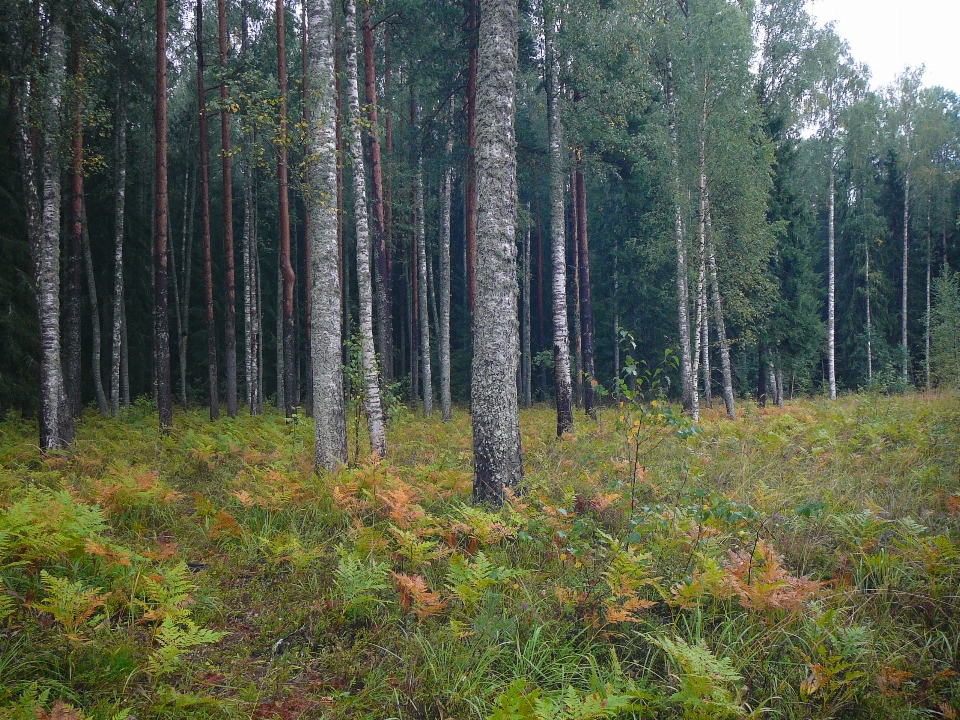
(522, 202, 532, 408)
(276, 257, 285, 408)
(613, 237, 619, 395)
(335, 25, 349, 365)
(472, 0, 523, 505)
(121, 291, 130, 409)
(926, 200, 931, 391)
(866, 238, 872, 381)
(66, 47, 85, 421)
(416, 155, 433, 415)
(666, 54, 695, 417)
(197, 0, 220, 421)
(156, 0, 174, 431)
(219, 0, 238, 418)
(545, 3, 574, 437)
(575, 157, 595, 418)
(362, 5, 393, 381)
(465, 0, 478, 321)
(536, 211, 546, 398)
(306, 0, 349, 470)
(827, 161, 837, 399)
(901, 139, 910, 385)
(758, 344, 767, 408)
(111, 103, 127, 417)
(82, 201, 108, 416)
(569, 167, 582, 407)
(440, 121, 454, 421)
(277, 0, 297, 416)
(705, 194, 735, 418)
(302, 4, 314, 416)
(344, 0, 387, 457)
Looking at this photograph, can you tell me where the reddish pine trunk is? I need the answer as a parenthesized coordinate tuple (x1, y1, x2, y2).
(575, 157, 595, 418)
(155, 0, 173, 431)
(219, 0, 238, 417)
(384, 19, 394, 363)
(66, 47, 84, 420)
(197, 0, 219, 420)
(363, 6, 393, 380)
(277, 0, 296, 416)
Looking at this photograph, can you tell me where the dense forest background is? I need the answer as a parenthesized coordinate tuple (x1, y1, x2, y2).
(2, 0, 959, 426)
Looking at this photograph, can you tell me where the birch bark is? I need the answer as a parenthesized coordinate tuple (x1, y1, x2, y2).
(307, 0, 349, 469)
(82, 201, 108, 416)
(440, 123, 454, 421)
(544, 4, 574, 437)
(110, 103, 127, 416)
(219, 0, 238, 418)
(344, 0, 387, 457)
(416, 156, 433, 415)
(472, 0, 523, 504)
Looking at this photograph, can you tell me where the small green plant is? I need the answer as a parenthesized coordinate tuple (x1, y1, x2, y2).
(33, 571, 107, 644)
(333, 547, 390, 619)
(147, 616, 226, 679)
(444, 551, 522, 617)
(651, 635, 746, 719)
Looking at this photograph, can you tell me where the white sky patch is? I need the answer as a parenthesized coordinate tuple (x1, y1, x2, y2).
(809, 0, 960, 94)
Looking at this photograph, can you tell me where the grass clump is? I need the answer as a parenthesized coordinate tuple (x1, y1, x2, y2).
(0, 392, 958, 718)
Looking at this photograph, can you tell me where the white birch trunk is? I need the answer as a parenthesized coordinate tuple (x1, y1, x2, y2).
(666, 54, 695, 417)
(544, 3, 573, 436)
(344, 0, 387, 457)
(110, 107, 127, 417)
(866, 239, 873, 381)
(472, 0, 523, 504)
(307, 0, 347, 468)
(416, 155, 433, 415)
(439, 125, 454, 422)
(828, 160, 837, 399)
(81, 201, 108, 416)
(522, 202, 532, 408)
(902, 134, 911, 385)
(706, 196, 736, 419)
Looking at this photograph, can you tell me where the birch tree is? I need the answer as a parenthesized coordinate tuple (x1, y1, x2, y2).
(472, 0, 523, 504)
(306, 0, 348, 470)
(544, 1, 574, 437)
(440, 121, 454, 421)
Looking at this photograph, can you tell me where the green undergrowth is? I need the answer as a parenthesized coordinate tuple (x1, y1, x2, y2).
(1, 393, 959, 719)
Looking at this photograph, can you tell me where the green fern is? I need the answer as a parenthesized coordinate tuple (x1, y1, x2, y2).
(652, 636, 745, 719)
(0, 592, 14, 622)
(445, 551, 522, 616)
(333, 548, 389, 618)
(34, 570, 107, 643)
(1, 488, 107, 568)
(148, 616, 226, 678)
(138, 561, 194, 622)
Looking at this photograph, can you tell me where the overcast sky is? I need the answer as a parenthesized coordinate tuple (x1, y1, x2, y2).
(809, 0, 960, 94)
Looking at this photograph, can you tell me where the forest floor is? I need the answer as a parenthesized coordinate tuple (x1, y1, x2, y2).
(1, 392, 959, 719)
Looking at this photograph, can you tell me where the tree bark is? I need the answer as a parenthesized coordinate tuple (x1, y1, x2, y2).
(344, 0, 387, 457)
(465, 0, 478, 321)
(827, 159, 837, 399)
(156, 0, 174, 431)
(306, 0, 349, 470)
(575, 157, 595, 418)
(219, 0, 238, 418)
(82, 201, 108, 416)
(197, 0, 220, 421)
(335, 25, 349, 364)
(569, 167, 582, 407)
(277, 0, 297, 416)
(121, 290, 130, 409)
(705, 193, 735, 418)
(925, 200, 931, 391)
(758, 344, 767, 408)
(66, 47, 85, 421)
(472, 0, 523, 504)
(901, 133, 911, 385)
(545, 3, 573, 437)
(866, 238, 872, 381)
(110, 102, 127, 416)
(522, 202, 532, 408)
(416, 155, 433, 415)
(302, 3, 314, 416)
(666, 54, 695, 417)
(440, 121, 454, 421)
(362, 5, 393, 381)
